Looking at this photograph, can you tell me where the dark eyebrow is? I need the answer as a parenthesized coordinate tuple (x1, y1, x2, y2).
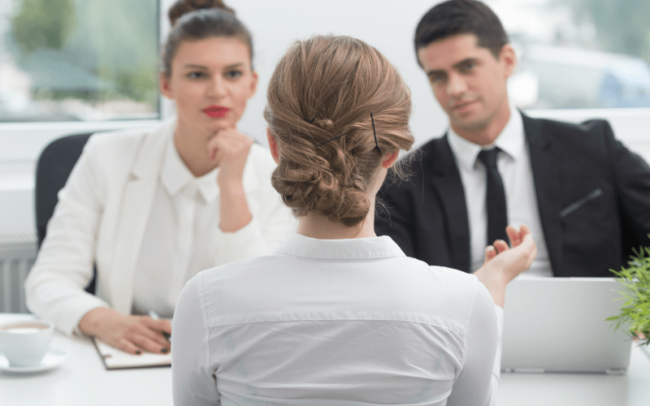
(452, 57, 479, 70)
(181, 63, 245, 70)
(182, 64, 208, 70)
(426, 69, 446, 79)
(426, 58, 480, 78)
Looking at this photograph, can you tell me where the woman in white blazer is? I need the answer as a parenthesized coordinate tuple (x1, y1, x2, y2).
(25, 0, 295, 355)
(172, 35, 537, 405)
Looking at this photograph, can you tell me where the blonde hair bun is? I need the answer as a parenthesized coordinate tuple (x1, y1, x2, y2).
(265, 35, 414, 227)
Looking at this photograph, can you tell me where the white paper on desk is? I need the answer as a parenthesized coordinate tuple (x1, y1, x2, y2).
(93, 339, 171, 370)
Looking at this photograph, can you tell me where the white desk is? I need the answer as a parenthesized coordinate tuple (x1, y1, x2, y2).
(498, 344, 650, 406)
(0, 314, 172, 406)
(1, 313, 649, 406)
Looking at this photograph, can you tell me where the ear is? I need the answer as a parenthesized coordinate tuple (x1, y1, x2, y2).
(160, 73, 173, 99)
(249, 71, 259, 98)
(266, 128, 280, 164)
(381, 151, 399, 169)
(500, 44, 518, 78)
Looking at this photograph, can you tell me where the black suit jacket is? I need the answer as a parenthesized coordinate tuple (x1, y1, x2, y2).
(376, 113, 650, 277)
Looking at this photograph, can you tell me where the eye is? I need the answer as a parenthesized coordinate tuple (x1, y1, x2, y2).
(460, 61, 477, 73)
(429, 73, 447, 84)
(187, 71, 207, 79)
(225, 70, 243, 80)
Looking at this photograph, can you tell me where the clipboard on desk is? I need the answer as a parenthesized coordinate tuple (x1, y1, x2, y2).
(93, 338, 171, 370)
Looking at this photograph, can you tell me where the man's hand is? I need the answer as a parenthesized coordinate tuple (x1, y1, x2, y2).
(79, 308, 171, 355)
(474, 225, 537, 307)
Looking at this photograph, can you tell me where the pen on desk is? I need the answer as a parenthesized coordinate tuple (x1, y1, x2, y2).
(148, 310, 172, 342)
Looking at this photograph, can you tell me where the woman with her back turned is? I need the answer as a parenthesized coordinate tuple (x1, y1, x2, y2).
(25, 0, 295, 356)
(172, 35, 536, 405)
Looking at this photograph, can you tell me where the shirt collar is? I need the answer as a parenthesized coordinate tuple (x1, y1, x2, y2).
(161, 134, 219, 203)
(276, 233, 406, 260)
(447, 102, 525, 171)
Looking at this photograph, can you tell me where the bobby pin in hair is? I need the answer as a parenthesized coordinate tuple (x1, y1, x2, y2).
(370, 112, 381, 154)
(314, 113, 382, 151)
(317, 132, 348, 146)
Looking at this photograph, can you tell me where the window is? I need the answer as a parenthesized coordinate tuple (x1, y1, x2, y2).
(0, 0, 160, 122)
(489, 0, 650, 110)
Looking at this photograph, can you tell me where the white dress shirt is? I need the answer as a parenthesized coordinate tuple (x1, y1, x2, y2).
(132, 137, 222, 317)
(447, 104, 552, 277)
(172, 234, 504, 406)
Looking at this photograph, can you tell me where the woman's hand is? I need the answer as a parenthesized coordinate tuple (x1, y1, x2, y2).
(473, 225, 537, 307)
(78, 307, 171, 355)
(206, 127, 254, 233)
(207, 127, 254, 187)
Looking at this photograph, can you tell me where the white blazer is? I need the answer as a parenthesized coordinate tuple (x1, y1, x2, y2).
(25, 119, 296, 335)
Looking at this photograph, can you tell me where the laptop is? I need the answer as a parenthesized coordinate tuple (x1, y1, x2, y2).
(501, 277, 633, 374)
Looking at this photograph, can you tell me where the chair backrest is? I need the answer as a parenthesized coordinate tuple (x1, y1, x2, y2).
(34, 132, 97, 293)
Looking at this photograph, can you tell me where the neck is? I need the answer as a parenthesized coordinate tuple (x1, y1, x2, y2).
(452, 98, 512, 146)
(173, 118, 218, 177)
(297, 195, 378, 240)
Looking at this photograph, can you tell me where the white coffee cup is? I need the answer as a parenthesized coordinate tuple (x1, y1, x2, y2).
(0, 319, 55, 367)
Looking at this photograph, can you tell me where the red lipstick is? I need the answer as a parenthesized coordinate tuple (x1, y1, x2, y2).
(203, 105, 230, 118)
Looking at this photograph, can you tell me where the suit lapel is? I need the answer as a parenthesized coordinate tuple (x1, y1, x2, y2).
(108, 121, 173, 315)
(523, 114, 563, 276)
(428, 136, 471, 272)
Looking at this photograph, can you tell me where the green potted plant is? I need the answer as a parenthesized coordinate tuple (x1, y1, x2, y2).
(607, 243, 650, 346)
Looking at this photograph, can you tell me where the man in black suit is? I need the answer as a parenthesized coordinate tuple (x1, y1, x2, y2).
(376, 0, 650, 277)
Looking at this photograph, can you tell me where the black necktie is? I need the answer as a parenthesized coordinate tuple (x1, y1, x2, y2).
(477, 148, 509, 246)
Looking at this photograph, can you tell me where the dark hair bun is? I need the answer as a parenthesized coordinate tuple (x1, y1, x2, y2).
(168, 0, 234, 26)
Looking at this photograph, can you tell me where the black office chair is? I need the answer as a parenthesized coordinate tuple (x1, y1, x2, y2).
(35, 132, 98, 294)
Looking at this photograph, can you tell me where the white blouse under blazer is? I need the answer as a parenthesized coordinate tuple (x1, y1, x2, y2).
(25, 119, 296, 335)
(172, 234, 503, 406)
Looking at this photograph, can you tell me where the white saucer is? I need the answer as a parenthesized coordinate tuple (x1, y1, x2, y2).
(0, 348, 69, 373)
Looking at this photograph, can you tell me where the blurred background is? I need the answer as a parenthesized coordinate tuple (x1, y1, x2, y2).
(2, 1, 650, 120)
(0, 0, 159, 122)
(0, 0, 649, 243)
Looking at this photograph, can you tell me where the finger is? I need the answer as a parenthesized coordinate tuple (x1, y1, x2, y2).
(140, 326, 171, 348)
(130, 320, 171, 348)
(520, 224, 532, 238)
(483, 246, 497, 265)
(131, 333, 170, 354)
(520, 232, 535, 249)
(517, 234, 538, 267)
(493, 239, 509, 254)
(506, 225, 522, 247)
(209, 138, 240, 162)
(207, 138, 223, 160)
(117, 338, 143, 355)
(141, 317, 172, 335)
